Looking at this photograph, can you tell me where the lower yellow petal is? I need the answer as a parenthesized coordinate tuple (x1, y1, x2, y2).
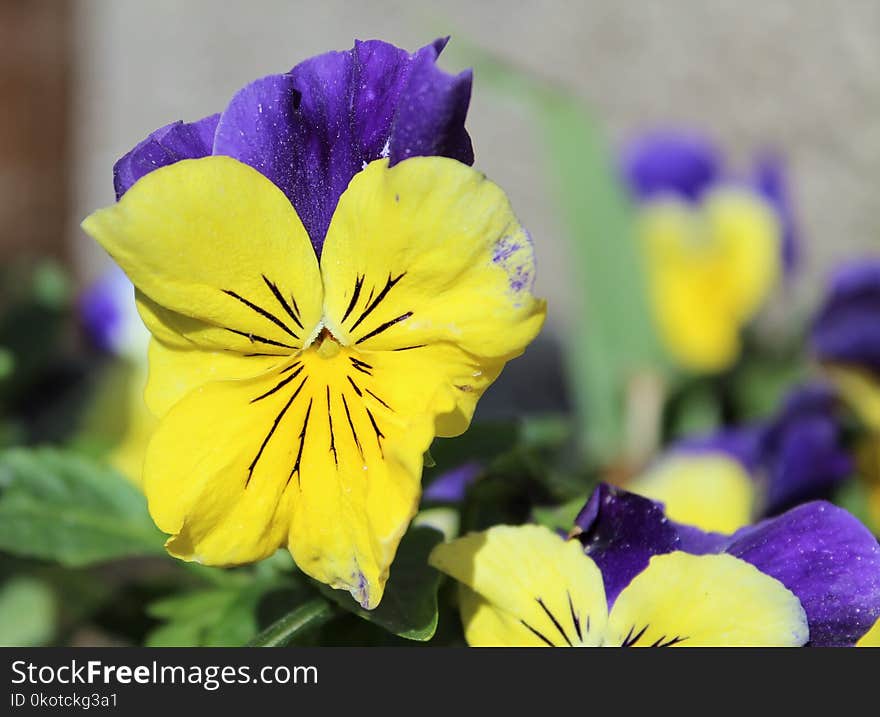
(608, 552, 808, 647)
(457, 586, 557, 647)
(144, 369, 301, 566)
(430, 525, 607, 646)
(628, 453, 755, 534)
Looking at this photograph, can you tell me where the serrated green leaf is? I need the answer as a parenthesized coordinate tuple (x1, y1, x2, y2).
(0, 577, 56, 646)
(0, 447, 164, 565)
(317, 526, 443, 641)
(147, 579, 283, 647)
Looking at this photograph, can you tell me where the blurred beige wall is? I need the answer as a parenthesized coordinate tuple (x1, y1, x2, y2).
(71, 0, 880, 333)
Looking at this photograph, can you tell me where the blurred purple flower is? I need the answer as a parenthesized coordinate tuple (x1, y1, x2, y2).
(78, 267, 148, 358)
(752, 152, 799, 274)
(423, 461, 483, 503)
(113, 38, 473, 255)
(811, 260, 880, 374)
(620, 128, 721, 202)
(677, 383, 852, 515)
(573, 483, 880, 646)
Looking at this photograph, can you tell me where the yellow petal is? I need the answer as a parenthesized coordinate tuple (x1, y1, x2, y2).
(857, 617, 880, 647)
(107, 365, 156, 487)
(824, 364, 880, 432)
(144, 366, 304, 566)
(145, 337, 284, 417)
(284, 340, 441, 609)
(82, 156, 323, 354)
(430, 525, 607, 646)
(628, 452, 755, 534)
(640, 189, 780, 372)
(320, 157, 546, 360)
(608, 552, 808, 647)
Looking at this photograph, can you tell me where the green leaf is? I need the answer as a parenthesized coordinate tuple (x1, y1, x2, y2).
(0, 447, 165, 565)
(317, 526, 443, 641)
(31, 261, 71, 310)
(0, 577, 56, 646)
(0, 347, 13, 382)
(532, 496, 587, 532)
(247, 598, 336, 647)
(147, 585, 268, 647)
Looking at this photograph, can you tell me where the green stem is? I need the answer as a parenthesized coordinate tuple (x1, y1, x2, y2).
(247, 598, 336, 647)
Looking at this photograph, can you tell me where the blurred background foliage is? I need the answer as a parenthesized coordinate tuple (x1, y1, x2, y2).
(0, 1, 878, 646)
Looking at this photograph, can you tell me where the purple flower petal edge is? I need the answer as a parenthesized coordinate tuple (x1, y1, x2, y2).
(573, 484, 682, 604)
(113, 113, 219, 200)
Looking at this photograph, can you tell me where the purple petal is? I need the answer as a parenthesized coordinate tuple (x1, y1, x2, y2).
(113, 114, 219, 199)
(724, 502, 880, 647)
(212, 38, 473, 254)
(423, 462, 482, 503)
(620, 128, 722, 202)
(811, 261, 880, 374)
(760, 384, 853, 514)
(388, 40, 473, 166)
(674, 383, 851, 516)
(753, 152, 799, 274)
(79, 270, 126, 353)
(676, 425, 766, 474)
(573, 484, 681, 604)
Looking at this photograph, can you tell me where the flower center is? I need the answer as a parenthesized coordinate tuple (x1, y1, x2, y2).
(314, 327, 342, 359)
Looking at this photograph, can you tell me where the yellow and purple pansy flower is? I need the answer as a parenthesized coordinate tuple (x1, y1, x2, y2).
(430, 483, 880, 646)
(81, 39, 546, 609)
(629, 383, 853, 533)
(621, 130, 796, 373)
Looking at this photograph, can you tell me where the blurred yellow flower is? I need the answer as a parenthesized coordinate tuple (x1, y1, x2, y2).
(628, 452, 754, 534)
(639, 188, 781, 372)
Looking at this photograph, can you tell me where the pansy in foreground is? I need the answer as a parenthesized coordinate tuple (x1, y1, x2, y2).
(621, 129, 791, 373)
(82, 39, 546, 608)
(629, 382, 853, 532)
(574, 484, 880, 646)
(430, 524, 808, 646)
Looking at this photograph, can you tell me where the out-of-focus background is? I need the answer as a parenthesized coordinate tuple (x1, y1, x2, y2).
(3, 0, 878, 332)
